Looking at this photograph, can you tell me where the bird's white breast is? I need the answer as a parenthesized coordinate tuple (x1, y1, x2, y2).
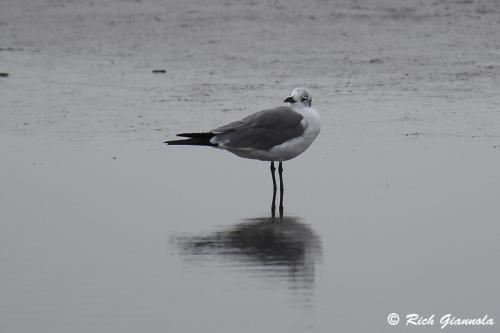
(268, 106, 321, 161)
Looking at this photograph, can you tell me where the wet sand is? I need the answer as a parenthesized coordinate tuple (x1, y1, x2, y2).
(1, 0, 500, 332)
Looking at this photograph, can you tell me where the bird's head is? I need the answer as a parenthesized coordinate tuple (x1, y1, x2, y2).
(283, 87, 312, 107)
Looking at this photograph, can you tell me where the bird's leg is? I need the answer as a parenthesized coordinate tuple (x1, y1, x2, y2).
(278, 162, 284, 218)
(270, 162, 277, 218)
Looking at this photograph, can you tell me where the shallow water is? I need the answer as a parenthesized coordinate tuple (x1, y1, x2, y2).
(2, 0, 500, 330)
(1, 137, 499, 332)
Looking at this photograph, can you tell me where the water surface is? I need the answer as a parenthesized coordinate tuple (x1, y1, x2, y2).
(1, 138, 499, 332)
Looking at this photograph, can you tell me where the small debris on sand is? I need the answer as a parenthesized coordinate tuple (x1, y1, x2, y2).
(152, 69, 166, 74)
(0, 72, 9, 77)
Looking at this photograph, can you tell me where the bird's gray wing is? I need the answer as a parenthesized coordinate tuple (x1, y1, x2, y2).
(211, 106, 305, 151)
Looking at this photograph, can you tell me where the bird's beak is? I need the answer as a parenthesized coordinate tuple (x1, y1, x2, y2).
(283, 96, 295, 103)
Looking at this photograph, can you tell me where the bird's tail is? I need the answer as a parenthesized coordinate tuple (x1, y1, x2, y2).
(164, 132, 217, 146)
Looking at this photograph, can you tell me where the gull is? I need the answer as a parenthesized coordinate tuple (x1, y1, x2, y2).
(164, 87, 321, 217)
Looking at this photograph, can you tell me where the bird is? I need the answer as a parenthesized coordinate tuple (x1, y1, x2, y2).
(164, 87, 321, 217)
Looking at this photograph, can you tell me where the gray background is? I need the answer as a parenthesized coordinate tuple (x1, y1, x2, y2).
(1, 0, 499, 332)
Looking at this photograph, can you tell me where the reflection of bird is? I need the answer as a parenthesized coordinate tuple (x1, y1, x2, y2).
(173, 217, 322, 291)
(165, 88, 321, 217)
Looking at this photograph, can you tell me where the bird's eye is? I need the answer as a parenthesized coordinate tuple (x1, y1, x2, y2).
(301, 96, 309, 102)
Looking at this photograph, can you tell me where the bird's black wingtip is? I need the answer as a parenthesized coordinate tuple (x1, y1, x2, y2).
(164, 132, 217, 146)
(163, 138, 217, 146)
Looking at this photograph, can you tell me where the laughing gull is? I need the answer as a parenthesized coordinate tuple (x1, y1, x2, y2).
(164, 87, 321, 217)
